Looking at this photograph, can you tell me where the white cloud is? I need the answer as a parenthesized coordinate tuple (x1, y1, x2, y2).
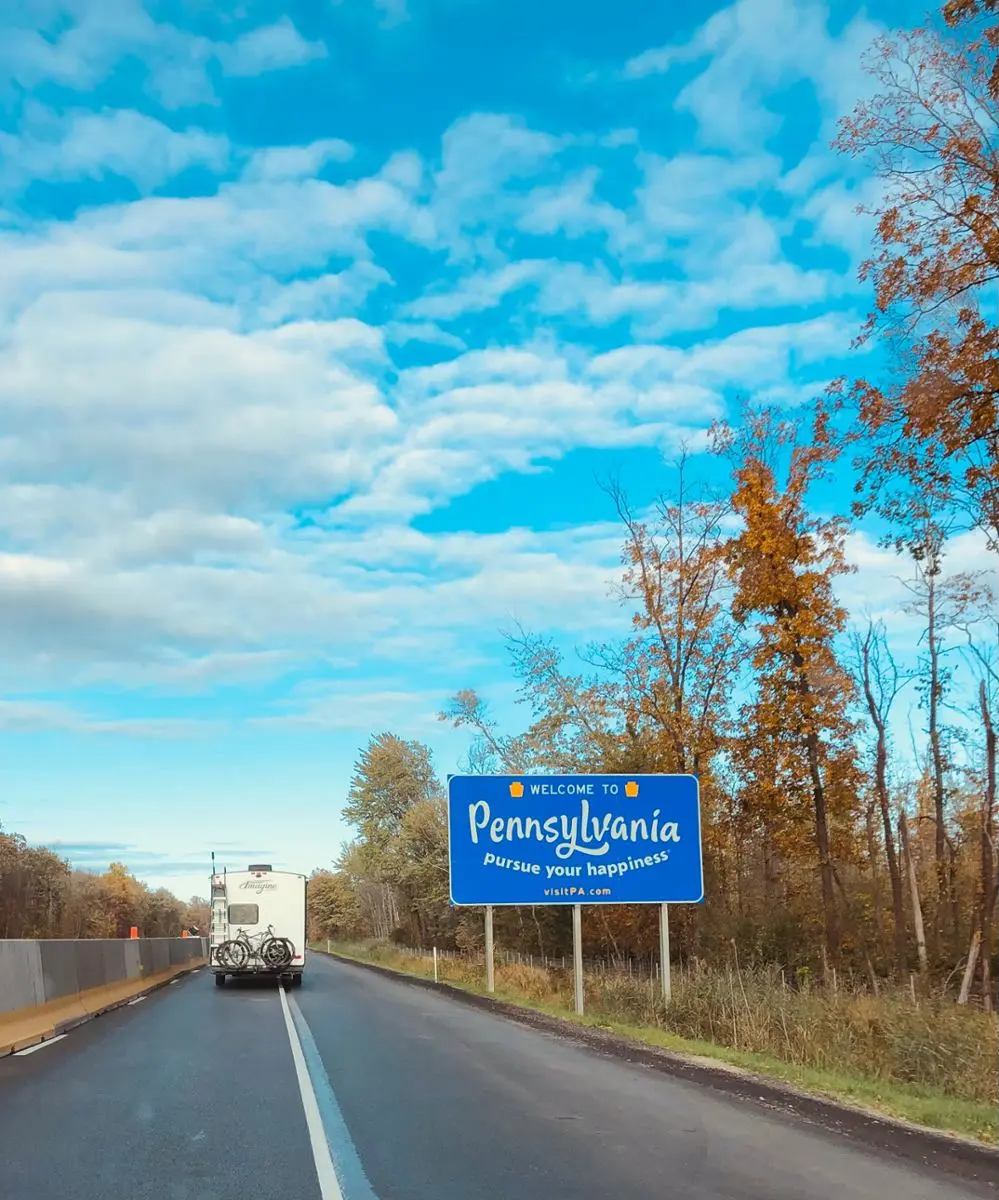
(1, 0, 167, 91)
(404, 114, 855, 335)
(334, 317, 849, 522)
(383, 321, 466, 350)
(255, 683, 447, 734)
(0, 493, 635, 695)
(0, 0, 217, 108)
(436, 113, 562, 205)
(839, 527, 999, 711)
(241, 138, 355, 182)
(405, 260, 547, 320)
(217, 18, 327, 77)
(0, 160, 430, 326)
(623, 44, 692, 81)
(631, 151, 781, 244)
(0, 4, 330, 112)
(256, 261, 393, 325)
(535, 263, 673, 326)
(795, 175, 883, 263)
(621, 0, 882, 151)
(0, 10, 891, 725)
(0, 294, 394, 512)
(517, 169, 627, 240)
(405, 251, 842, 337)
(430, 113, 569, 258)
(0, 699, 216, 737)
(0, 106, 229, 192)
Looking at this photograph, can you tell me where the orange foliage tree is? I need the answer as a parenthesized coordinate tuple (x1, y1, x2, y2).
(0, 826, 190, 939)
(712, 406, 861, 968)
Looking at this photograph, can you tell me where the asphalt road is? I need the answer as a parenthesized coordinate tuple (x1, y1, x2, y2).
(0, 955, 992, 1200)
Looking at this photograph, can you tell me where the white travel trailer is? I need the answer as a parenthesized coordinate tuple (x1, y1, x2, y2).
(209, 864, 307, 987)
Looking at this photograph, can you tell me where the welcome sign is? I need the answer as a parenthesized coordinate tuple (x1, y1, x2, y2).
(447, 774, 704, 906)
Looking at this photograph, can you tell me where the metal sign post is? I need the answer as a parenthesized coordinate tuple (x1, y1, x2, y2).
(484, 905, 495, 994)
(572, 904, 584, 1015)
(659, 902, 671, 1003)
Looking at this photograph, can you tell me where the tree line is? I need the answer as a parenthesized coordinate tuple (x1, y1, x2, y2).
(0, 826, 208, 940)
(310, 6, 999, 1007)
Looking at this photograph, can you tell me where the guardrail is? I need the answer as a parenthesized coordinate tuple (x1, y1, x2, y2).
(0, 937, 208, 1055)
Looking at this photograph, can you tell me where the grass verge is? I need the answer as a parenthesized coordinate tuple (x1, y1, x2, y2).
(316, 939, 999, 1147)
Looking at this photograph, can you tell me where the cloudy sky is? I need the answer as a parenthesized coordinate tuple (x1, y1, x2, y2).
(1, 0, 990, 905)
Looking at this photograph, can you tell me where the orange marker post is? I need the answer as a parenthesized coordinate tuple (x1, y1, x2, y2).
(130, 926, 139, 939)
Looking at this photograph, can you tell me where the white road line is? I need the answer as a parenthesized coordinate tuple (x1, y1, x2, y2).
(127, 996, 147, 1006)
(15, 1035, 66, 1056)
(279, 985, 344, 1200)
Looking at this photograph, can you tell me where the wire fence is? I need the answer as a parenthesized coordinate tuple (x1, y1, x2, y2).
(330, 940, 692, 987)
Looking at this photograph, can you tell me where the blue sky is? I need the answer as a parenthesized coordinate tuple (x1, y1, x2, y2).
(1, 0, 992, 905)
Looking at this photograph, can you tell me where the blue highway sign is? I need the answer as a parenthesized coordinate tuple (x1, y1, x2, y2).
(447, 774, 704, 906)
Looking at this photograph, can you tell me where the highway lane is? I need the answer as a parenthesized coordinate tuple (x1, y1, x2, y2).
(0, 969, 322, 1200)
(0, 955, 992, 1199)
(297, 956, 992, 1200)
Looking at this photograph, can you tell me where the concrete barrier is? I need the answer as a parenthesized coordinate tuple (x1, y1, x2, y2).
(0, 937, 207, 1056)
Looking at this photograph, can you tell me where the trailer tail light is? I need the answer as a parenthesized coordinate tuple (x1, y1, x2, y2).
(294, 955, 303, 961)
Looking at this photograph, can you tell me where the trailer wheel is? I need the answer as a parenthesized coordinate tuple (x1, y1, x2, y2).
(293, 974, 303, 988)
(215, 973, 226, 987)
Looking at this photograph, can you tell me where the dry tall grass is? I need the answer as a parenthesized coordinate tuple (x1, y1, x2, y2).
(330, 940, 997, 1107)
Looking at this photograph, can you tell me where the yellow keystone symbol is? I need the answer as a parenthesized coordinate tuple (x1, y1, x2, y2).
(509, 781, 525, 798)
(624, 781, 639, 797)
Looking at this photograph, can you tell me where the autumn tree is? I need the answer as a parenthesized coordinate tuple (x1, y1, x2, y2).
(86, 863, 147, 938)
(344, 732, 442, 851)
(606, 456, 739, 779)
(335, 841, 400, 939)
(0, 825, 198, 940)
(944, 1, 999, 98)
(308, 869, 362, 941)
(444, 462, 738, 787)
(0, 827, 71, 938)
(712, 405, 861, 969)
(899, 517, 987, 959)
(598, 462, 741, 960)
(182, 896, 211, 936)
(852, 619, 910, 972)
(439, 688, 530, 773)
(392, 795, 457, 945)
(956, 585, 999, 1003)
(140, 887, 185, 938)
(335, 733, 462, 946)
(834, 17, 999, 553)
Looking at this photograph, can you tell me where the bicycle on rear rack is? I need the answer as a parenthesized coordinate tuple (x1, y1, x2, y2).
(216, 924, 294, 970)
